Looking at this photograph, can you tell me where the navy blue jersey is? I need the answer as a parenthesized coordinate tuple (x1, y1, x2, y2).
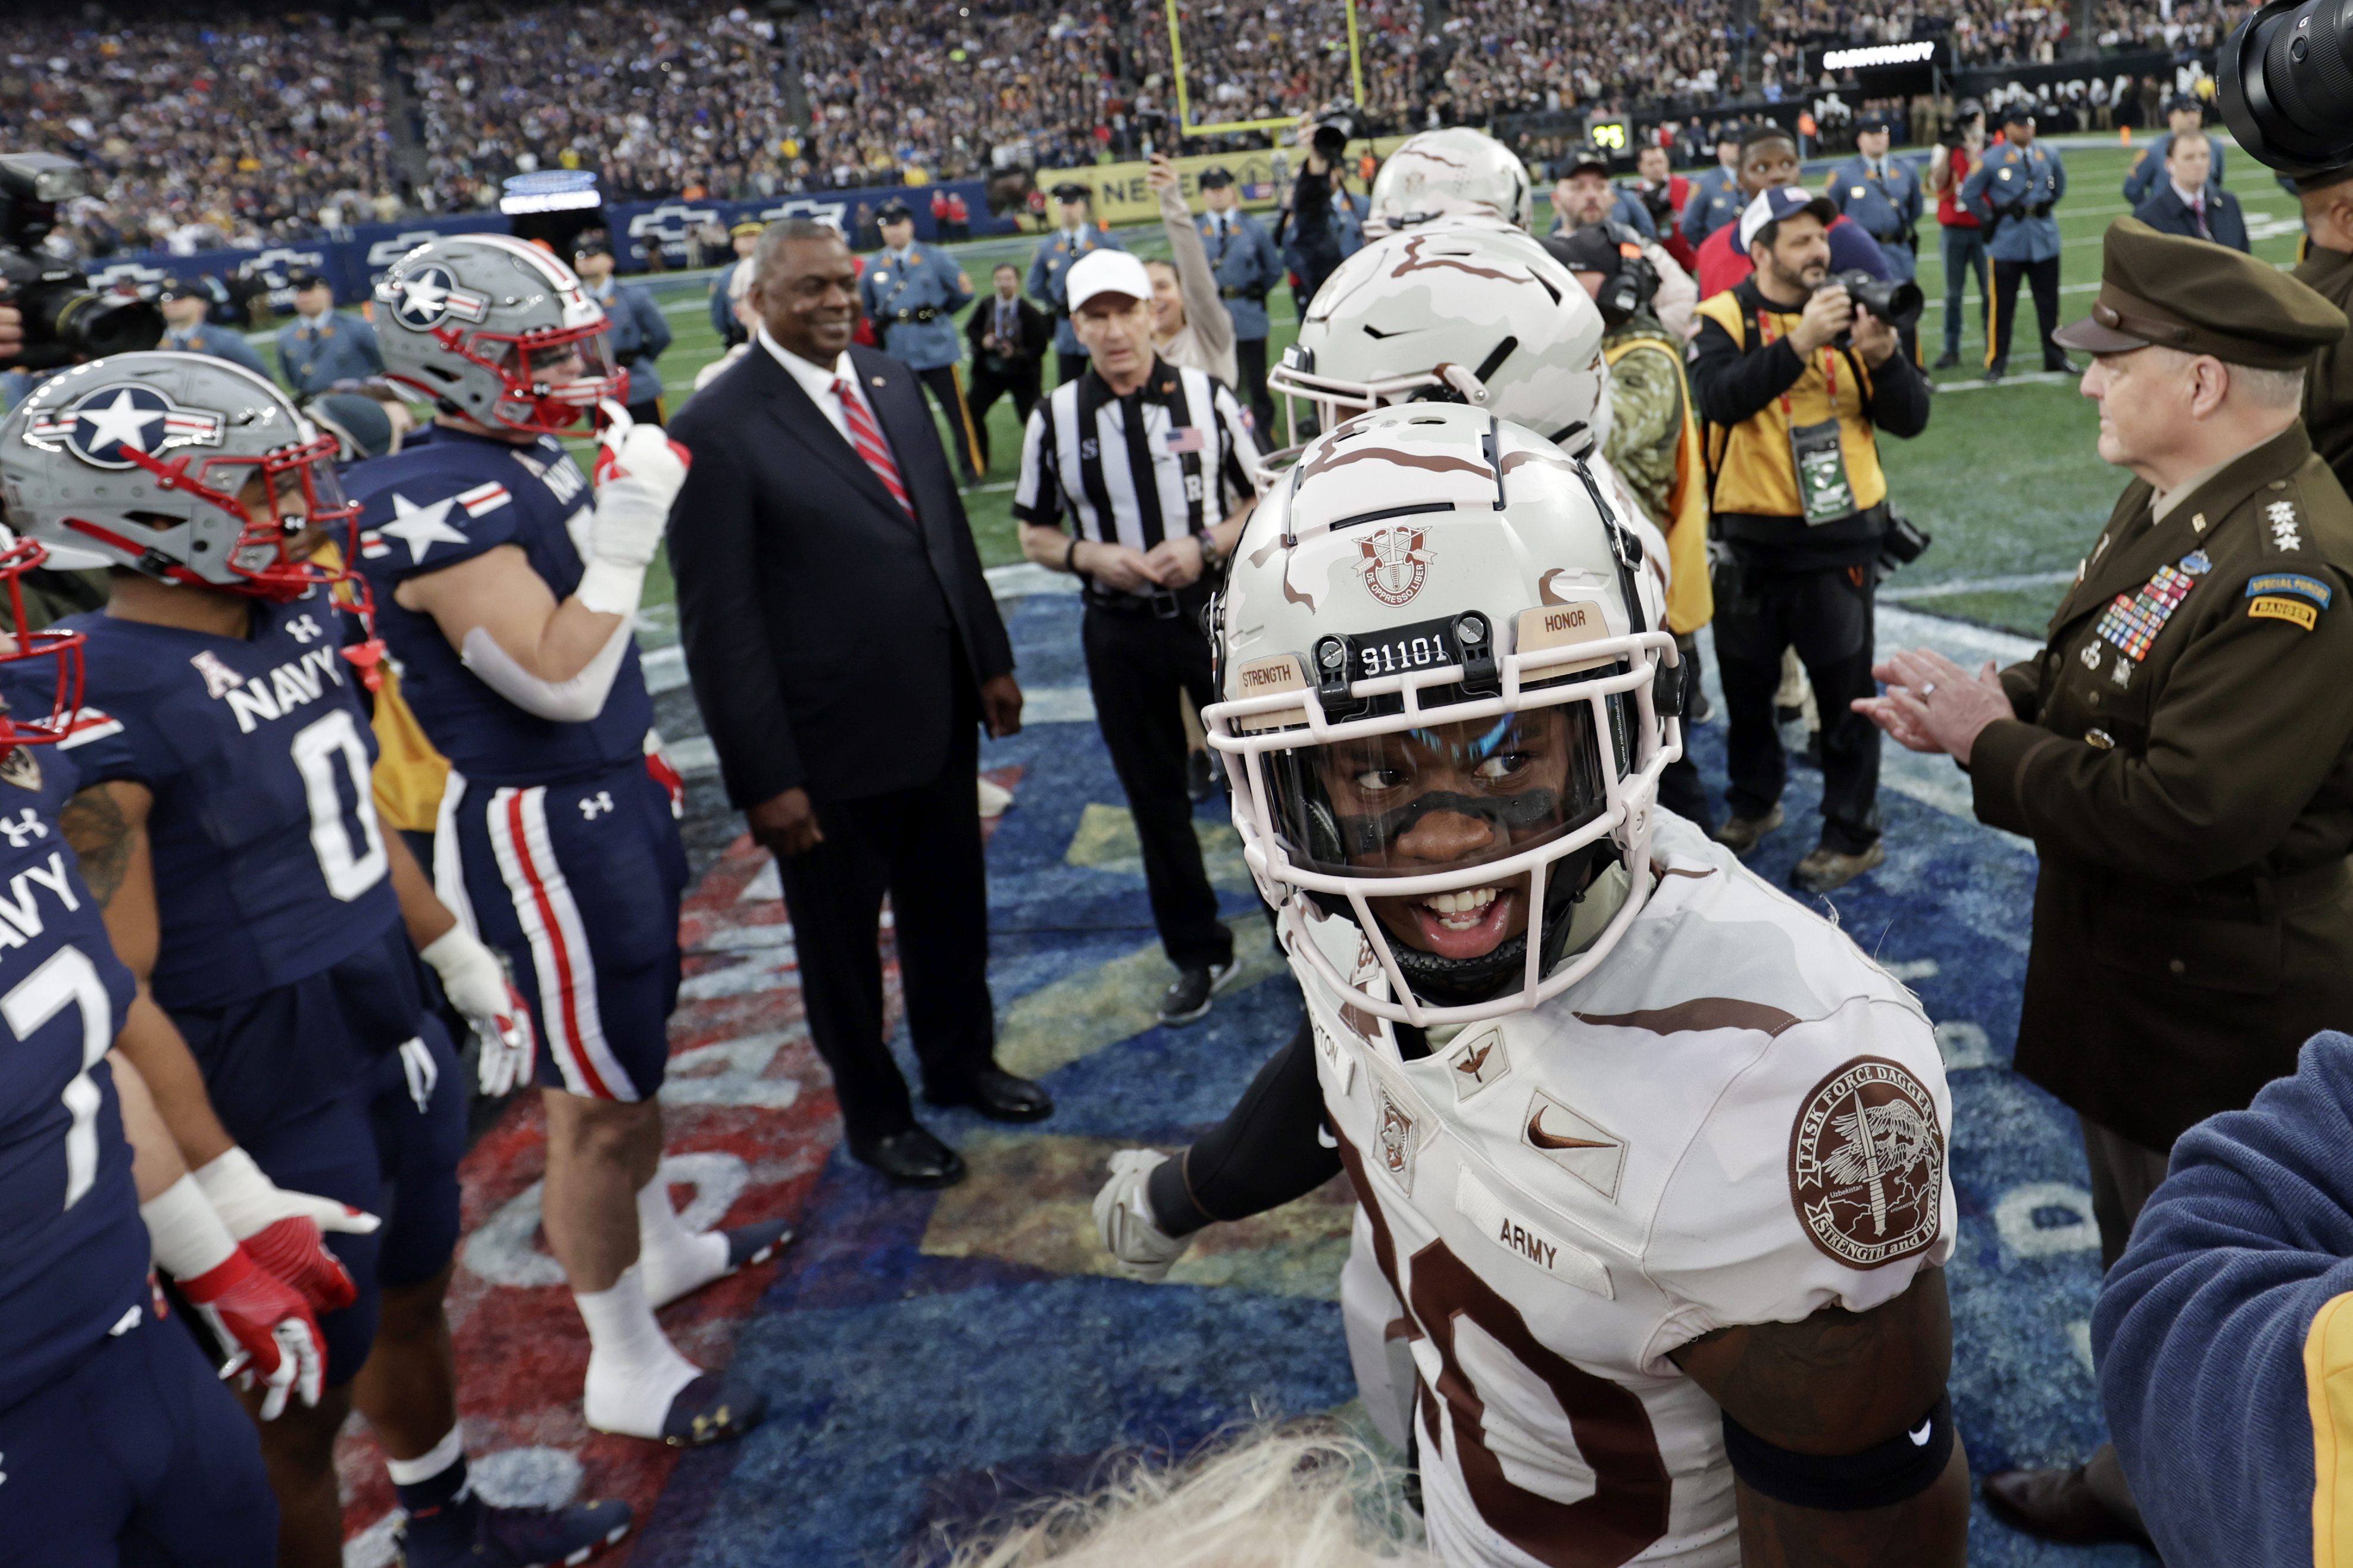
(343, 422, 654, 787)
(0, 742, 148, 1411)
(31, 598, 401, 1014)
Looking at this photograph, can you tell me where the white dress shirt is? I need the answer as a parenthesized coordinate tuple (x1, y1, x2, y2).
(757, 325, 880, 450)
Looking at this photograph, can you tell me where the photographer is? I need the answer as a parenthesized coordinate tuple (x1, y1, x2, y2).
(1277, 115, 1365, 308)
(1690, 187, 1931, 892)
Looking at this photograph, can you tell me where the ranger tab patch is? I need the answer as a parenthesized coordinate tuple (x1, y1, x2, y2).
(2249, 595, 2319, 631)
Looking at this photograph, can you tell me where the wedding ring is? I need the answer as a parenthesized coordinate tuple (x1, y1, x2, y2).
(1920, 682, 1938, 697)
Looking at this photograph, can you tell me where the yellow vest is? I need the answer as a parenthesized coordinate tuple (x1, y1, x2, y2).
(1604, 334, 1714, 636)
(1693, 289, 1890, 521)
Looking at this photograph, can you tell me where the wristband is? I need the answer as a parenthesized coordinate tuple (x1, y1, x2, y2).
(1064, 536, 1083, 574)
(576, 557, 647, 618)
(142, 1172, 238, 1280)
(190, 1147, 275, 1241)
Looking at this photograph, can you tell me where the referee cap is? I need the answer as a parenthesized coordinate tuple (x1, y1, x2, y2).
(1067, 249, 1154, 312)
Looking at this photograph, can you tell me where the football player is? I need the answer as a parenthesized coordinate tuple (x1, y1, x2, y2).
(0, 352, 636, 1568)
(345, 234, 782, 1447)
(0, 534, 303, 1564)
(1364, 126, 1535, 238)
(1096, 406, 1966, 1565)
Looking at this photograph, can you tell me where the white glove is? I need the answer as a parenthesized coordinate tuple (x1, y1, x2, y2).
(421, 924, 538, 1096)
(192, 1148, 378, 1317)
(579, 400, 689, 615)
(1092, 1149, 1192, 1284)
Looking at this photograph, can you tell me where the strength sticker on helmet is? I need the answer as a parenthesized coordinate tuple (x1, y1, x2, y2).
(1515, 600, 1612, 675)
(1231, 653, 1311, 732)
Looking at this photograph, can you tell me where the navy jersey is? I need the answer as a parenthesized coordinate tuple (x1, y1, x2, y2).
(0, 743, 148, 1411)
(32, 599, 401, 1015)
(343, 422, 654, 787)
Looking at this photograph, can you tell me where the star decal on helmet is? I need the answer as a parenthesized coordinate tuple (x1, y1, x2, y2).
(27, 384, 224, 469)
(385, 264, 491, 331)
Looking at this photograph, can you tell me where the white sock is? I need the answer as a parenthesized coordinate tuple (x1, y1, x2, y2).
(576, 1266, 701, 1438)
(635, 1175, 730, 1309)
(383, 1423, 467, 1486)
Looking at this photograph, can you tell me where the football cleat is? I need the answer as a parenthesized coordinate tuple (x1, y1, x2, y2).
(642, 1218, 796, 1311)
(396, 1497, 633, 1568)
(660, 1372, 768, 1448)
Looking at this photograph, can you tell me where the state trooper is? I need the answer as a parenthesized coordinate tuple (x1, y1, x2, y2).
(1197, 165, 1282, 436)
(157, 277, 269, 379)
(1678, 124, 1746, 251)
(1963, 105, 2073, 381)
(274, 269, 383, 396)
(572, 233, 673, 427)
(1826, 111, 1924, 284)
(861, 198, 983, 484)
(1027, 181, 1127, 387)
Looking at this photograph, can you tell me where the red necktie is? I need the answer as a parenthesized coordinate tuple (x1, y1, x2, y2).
(2193, 198, 2211, 240)
(833, 376, 913, 518)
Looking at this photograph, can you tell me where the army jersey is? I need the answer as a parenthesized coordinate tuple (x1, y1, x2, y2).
(1302, 811, 1955, 1567)
(344, 422, 654, 787)
(0, 743, 150, 1411)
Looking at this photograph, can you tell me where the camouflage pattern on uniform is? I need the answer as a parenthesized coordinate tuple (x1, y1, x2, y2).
(1600, 315, 1687, 533)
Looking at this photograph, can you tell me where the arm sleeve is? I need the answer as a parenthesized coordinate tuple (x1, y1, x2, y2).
(1970, 555, 2353, 877)
(1688, 311, 1808, 427)
(1824, 171, 1851, 214)
(1999, 659, 2042, 722)
(636, 292, 672, 360)
(664, 426, 807, 807)
(708, 265, 735, 340)
(220, 334, 270, 380)
(2052, 150, 2068, 202)
(1961, 159, 1998, 225)
(2122, 146, 2155, 204)
(1211, 380, 1260, 500)
(1024, 242, 1053, 308)
(1618, 192, 1658, 240)
(1601, 343, 1685, 531)
(1860, 346, 1932, 440)
(2093, 1030, 2353, 1568)
(1161, 184, 1234, 362)
(1146, 1021, 1340, 1235)
(1011, 403, 1063, 530)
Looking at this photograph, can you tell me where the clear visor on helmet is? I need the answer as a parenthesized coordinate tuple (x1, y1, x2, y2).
(454, 321, 626, 433)
(127, 431, 362, 598)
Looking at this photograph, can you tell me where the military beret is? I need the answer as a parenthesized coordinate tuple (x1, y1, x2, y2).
(1050, 181, 1093, 202)
(874, 199, 914, 223)
(2055, 217, 2349, 369)
(1197, 165, 1235, 189)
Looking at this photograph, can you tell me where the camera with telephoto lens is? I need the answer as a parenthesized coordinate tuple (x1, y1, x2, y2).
(1938, 98, 1986, 150)
(1308, 99, 1366, 161)
(2221, 0, 2353, 181)
(1875, 512, 1932, 585)
(0, 152, 163, 370)
(1824, 268, 1924, 345)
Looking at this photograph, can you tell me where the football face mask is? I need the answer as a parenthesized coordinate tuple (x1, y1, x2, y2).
(117, 429, 361, 601)
(0, 536, 83, 750)
(445, 324, 623, 437)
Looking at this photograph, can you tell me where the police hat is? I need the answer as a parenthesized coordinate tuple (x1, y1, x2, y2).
(1197, 165, 1235, 189)
(1857, 109, 1898, 135)
(156, 277, 196, 302)
(287, 267, 330, 292)
(2055, 217, 2348, 369)
(571, 233, 615, 261)
(2002, 102, 2036, 126)
(875, 199, 914, 224)
(2165, 90, 2204, 115)
(1050, 181, 1093, 204)
(729, 218, 765, 238)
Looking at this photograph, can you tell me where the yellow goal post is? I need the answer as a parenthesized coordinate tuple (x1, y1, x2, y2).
(1165, 0, 1365, 138)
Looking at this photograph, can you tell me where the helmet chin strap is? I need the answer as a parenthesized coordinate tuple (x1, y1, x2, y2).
(1378, 839, 1614, 1009)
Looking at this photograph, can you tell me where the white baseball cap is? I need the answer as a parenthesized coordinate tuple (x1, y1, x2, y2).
(1736, 186, 1839, 253)
(1066, 249, 1155, 313)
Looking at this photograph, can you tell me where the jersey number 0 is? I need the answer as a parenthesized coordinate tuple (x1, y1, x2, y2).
(290, 709, 389, 902)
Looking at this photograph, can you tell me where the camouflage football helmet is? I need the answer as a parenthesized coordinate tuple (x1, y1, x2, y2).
(374, 233, 621, 436)
(1365, 127, 1533, 237)
(1262, 226, 1611, 486)
(0, 351, 358, 602)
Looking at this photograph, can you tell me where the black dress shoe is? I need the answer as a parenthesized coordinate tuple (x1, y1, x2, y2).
(1932, 349, 1961, 370)
(852, 1126, 968, 1188)
(924, 1066, 1054, 1122)
(1982, 1466, 2150, 1547)
(2045, 354, 2080, 375)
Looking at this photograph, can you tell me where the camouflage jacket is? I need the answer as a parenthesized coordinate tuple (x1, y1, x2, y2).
(1601, 314, 1688, 534)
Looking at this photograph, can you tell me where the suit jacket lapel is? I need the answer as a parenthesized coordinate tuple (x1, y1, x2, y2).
(748, 349, 912, 526)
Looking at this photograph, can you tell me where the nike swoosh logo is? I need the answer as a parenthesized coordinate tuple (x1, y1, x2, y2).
(1360, 324, 1423, 339)
(1908, 1420, 1933, 1447)
(1527, 1109, 1613, 1151)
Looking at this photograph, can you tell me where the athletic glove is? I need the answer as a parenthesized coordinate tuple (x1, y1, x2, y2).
(421, 924, 536, 1097)
(192, 1147, 377, 1316)
(579, 400, 690, 615)
(1092, 1148, 1192, 1283)
(140, 1172, 324, 1421)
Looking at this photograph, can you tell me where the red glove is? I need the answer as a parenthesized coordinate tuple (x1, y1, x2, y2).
(180, 1245, 324, 1421)
(192, 1148, 376, 1317)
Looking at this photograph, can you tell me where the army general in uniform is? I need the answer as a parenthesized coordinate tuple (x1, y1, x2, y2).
(1859, 218, 2353, 1549)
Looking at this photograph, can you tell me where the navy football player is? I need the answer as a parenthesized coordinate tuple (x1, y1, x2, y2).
(350, 234, 782, 1447)
(0, 533, 305, 1564)
(0, 353, 637, 1568)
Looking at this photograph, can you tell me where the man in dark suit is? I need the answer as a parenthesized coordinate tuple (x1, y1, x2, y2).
(666, 219, 1050, 1190)
(2132, 130, 2249, 252)
(964, 262, 1051, 473)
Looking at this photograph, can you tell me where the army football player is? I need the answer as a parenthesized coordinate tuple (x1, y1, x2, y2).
(1097, 406, 1966, 1565)
(0, 533, 318, 1564)
(348, 234, 782, 1447)
(0, 352, 635, 1567)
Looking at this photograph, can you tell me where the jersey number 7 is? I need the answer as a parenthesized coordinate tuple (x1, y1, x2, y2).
(5, 945, 114, 1210)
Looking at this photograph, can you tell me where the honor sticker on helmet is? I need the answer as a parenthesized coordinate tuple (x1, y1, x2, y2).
(1207, 403, 1683, 1027)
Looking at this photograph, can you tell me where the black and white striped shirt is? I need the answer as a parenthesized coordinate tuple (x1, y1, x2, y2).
(1013, 358, 1258, 576)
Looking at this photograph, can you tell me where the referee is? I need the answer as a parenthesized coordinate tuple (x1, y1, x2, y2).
(1014, 249, 1259, 1026)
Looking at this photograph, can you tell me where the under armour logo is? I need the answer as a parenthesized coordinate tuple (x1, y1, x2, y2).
(0, 809, 49, 849)
(285, 614, 324, 644)
(580, 791, 615, 820)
